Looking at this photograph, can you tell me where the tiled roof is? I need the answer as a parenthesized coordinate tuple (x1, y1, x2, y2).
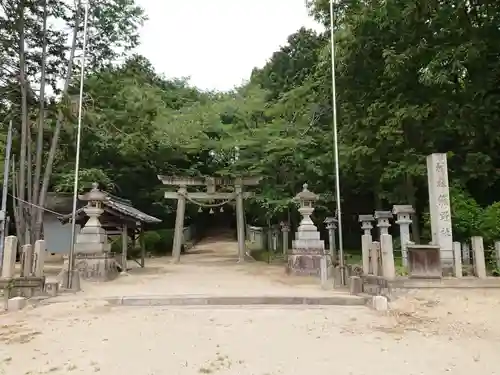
(58, 193, 161, 224)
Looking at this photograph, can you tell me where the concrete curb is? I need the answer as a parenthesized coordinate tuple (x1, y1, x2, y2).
(104, 295, 369, 307)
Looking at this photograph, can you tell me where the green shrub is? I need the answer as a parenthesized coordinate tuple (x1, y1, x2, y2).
(142, 230, 162, 252)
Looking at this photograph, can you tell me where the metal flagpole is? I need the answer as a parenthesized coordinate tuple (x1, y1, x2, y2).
(0, 120, 13, 271)
(66, 1, 90, 290)
(329, 0, 345, 285)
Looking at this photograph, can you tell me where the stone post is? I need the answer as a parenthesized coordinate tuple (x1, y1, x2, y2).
(462, 242, 471, 265)
(33, 240, 46, 277)
(375, 211, 395, 279)
(121, 224, 128, 272)
(494, 241, 500, 269)
(172, 185, 187, 263)
(471, 236, 486, 279)
(358, 214, 374, 275)
(235, 179, 246, 262)
(280, 222, 290, 257)
(370, 241, 380, 276)
(324, 217, 337, 262)
(21, 244, 33, 277)
(392, 205, 414, 268)
(452, 241, 462, 278)
(1, 235, 17, 278)
(426, 153, 453, 268)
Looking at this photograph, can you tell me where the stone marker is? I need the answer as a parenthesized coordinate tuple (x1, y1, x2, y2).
(280, 222, 290, 257)
(358, 214, 374, 275)
(1, 235, 17, 278)
(453, 241, 463, 278)
(471, 236, 487, 279)
(392, 205, 414, 267)
(7, 296, 27, 311)
(372, 295, 388, 311)
(33, 240, 46, 277)
(320, 255, 329, 289)
(21, 244, 33, 277)
(375, 211, 396, 279)
(426, 153, 453, 268)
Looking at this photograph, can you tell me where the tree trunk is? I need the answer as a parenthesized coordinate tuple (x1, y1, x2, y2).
(26, 121, 32, 243)
(32, 0, 48, 242)
(34, 1, 82, 241)
(17, 0, 28, 245)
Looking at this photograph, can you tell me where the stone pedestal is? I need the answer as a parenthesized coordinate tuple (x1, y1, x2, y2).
(75, 252, 120, 281)
(392, 205, 414, 268)
(407, 244, 441, 278)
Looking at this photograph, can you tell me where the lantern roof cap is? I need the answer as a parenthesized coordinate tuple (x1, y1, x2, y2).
(78, 182, 109, 202)
(294, 183, 318, 201)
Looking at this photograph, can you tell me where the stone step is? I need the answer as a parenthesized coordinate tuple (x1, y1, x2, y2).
(104, 294, 368, 307)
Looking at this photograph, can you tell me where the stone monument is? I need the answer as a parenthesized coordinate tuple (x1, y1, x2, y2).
(73, 183, 119, 281)
(324, 217, 337, 262)
(426, 153, 453, 269)
(286, 184, 325, 276)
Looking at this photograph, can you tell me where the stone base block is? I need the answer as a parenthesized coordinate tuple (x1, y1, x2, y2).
(287, 251, 326, 276)
(58, 269, 81, 291)
(75, 253, 120, 282)
(8, 296, 27, 311)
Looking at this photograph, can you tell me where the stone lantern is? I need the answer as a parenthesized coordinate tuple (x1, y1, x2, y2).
(74, 183, 118, 281)
(294, 183, 319, 233)
(288, 183, 326, 278)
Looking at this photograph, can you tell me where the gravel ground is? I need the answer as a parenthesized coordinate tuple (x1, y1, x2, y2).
(0, 288, 499, 375)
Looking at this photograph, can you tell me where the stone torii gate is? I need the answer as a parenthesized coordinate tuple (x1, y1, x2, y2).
(158, 175, 261, 263)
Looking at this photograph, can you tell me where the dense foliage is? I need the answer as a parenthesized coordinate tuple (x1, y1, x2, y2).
(2, 0, 500, 249)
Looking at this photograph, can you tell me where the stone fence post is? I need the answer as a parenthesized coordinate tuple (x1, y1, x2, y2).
(375, 211, 395, 279)
(471, 236, 486, 279)
(358, 214, 374, 275)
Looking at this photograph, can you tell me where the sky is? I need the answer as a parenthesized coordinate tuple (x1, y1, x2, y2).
(135, 0, 324, 92)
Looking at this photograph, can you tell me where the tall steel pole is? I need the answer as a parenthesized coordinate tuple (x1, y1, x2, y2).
(0, 120, 13, 271)
(329, 0, 345, 285)
(66, 1, 89, 289)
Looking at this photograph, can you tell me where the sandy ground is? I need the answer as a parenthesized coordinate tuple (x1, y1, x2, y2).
(1, 239, 500, 374)
(1, 289, 500, 375)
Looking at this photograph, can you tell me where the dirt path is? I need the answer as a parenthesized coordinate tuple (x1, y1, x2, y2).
(46, 239, 338, 301)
